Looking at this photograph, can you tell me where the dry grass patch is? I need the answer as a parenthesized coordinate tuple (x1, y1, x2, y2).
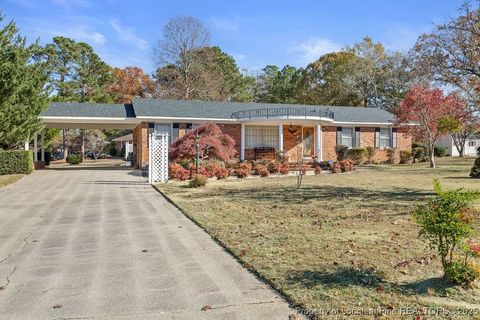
(0, 174, 23, 188)
(157, 157, 480, 319)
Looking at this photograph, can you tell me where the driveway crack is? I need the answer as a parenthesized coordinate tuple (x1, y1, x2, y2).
(0, 232, 33, 290)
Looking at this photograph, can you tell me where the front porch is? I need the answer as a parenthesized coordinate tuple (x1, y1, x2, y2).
(240, 123, 324, 163)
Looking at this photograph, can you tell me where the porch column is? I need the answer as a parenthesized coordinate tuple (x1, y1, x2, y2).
(240, 123, 245, 161)
(33, 135, 38, 161)
(24, 140, 29, 150)
(316, 124, 322, 161)
(278, 124, 283, 152)
(41, 130, 45, 162)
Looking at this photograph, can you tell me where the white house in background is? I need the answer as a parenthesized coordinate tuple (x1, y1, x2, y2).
(437, 135, 480, 157)
(112, 134, 133, 159)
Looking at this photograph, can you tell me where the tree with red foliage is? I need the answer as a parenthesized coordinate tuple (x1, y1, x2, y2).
(395, 85, 466, 168)
(169, 123, 237, 162)
(108, 66, 155, 103)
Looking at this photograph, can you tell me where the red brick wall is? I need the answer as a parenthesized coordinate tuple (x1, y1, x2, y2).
(322, 126, 412, 162)
(322, 126, 337, 161)
(133, 122, 148, 169)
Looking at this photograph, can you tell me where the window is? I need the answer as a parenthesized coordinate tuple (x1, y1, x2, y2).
(172, 123, 193, 142)
(469, 140, 476, 147)
(341, 127, 353, 148)
(379, 128, 391, 148)
(245, 126, 279, 148)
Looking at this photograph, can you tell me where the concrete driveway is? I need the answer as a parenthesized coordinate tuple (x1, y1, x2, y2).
(0, 166, 298, 319)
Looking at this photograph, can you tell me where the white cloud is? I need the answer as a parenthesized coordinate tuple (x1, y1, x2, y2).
(210, 17, 239, 31)
(232, 53, 246, 61)
(110, 19, 149, 50)
(34, 24, 106, 44)
(287, 38, 342, 65)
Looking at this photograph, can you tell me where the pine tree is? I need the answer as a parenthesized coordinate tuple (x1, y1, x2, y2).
(0, 15, 49, 149)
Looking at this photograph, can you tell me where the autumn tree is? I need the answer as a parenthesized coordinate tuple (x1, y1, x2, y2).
(255, 65, 303, 104)
(169, 123, 236, 162)
(154, 16, 210, 99)
(156, 46, 252, 101)
(344, 37, 411, 110)
(108, 66, 154, 103)
(414, 1, 480, 107)
(297, 51, 361, 106)
(395, 85, 465, 168)
(0, 14, 50, 149)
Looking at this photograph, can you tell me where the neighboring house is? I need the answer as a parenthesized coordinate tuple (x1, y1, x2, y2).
(436, 135, 480, 157)
(112, 134, 133, 159)
(40, 98, 412, 169)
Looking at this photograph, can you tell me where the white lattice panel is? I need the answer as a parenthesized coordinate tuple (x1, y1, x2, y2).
(149, 133, 169, 184)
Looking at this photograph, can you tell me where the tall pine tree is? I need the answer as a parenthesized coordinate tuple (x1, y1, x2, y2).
(0, 14, 49, 149)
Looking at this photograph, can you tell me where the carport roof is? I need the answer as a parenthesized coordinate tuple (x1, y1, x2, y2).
(42, 102, 136, 118)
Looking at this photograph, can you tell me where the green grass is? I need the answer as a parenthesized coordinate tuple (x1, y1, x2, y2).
(157, 157, 480, 319)
(0, 174, 23, 188)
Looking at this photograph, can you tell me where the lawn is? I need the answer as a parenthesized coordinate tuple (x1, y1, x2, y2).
(156, 157, 480, 319)
(0, 174, 23, 188)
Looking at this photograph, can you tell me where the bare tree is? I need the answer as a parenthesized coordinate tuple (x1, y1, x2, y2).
(154, 16, 210, 99)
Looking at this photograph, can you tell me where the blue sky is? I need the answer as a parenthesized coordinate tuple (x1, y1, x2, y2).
(2, 0, 465, 74)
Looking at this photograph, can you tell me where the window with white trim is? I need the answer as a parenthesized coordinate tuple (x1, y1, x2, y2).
(341, 127, 353, 148)
(245, 125, 279, 148)
(469, 140, 476, 147)
(379, 128, 391, 148)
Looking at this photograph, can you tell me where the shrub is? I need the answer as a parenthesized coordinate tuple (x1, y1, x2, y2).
(413, 180, 480, 286)
(444, 261, 478, 286)
(169, 123, 237, 162)
(399, 150, 412, 164)
(434, 146, 447, 158)
(340, 159, 355, 172)
(314, 165, 322, 175)
(365, 146, 376, 164)
(254, 164, 269, 177)
(208, 163, 229, 179)
(329, 161, 341, 173)
(189, 175, 208, 188)
(385, 148, 396, 164)
(470, 157, 480, 178)
(347, 148, 365, 165)
(0, 150, 34, 174)
(412, 142, 428, 163)
(277, 162, 289, 175)
(266, 160, 278, 173)
(235, 162, 252, 178)
(169, 163, 190, 180)
(335, 145, 349, 161)
(66, 154, 82, 165)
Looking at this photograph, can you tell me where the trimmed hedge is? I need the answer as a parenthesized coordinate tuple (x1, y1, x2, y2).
(0, 150, 34, 175)
(66, 154, 83, 165)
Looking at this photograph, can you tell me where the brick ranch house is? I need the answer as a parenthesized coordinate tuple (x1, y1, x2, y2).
(40, 98, 412, 169)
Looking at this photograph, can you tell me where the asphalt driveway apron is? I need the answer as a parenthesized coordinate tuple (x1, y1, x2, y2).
(0, 167, 298, 319)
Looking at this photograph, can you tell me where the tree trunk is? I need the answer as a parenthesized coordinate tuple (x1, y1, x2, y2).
(429, 146, 436, 168)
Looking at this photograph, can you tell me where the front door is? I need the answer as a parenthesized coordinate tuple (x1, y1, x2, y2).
(302, 127, 315, 157)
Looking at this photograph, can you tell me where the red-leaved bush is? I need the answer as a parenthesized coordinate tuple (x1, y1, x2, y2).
(329, 162, 341, 173)
(235, 162, 252, 178)
(206, 162, 230, 179)
(254, 164, 269, 177)
(169, 163, 190, 180)
(340, 159, 355, 172)
(169, 123, 237, 162)
(277, 162, 289, 175)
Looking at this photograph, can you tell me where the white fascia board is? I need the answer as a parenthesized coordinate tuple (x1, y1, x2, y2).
(135, 116, 236, 122)
(41, 116, 139, 123)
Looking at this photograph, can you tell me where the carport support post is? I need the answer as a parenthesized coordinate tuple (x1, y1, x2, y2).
(316, 124, 322, 161)
(278, 124, 283, 154)
(33, 135, 38, 161)
(240, 124, 245, 161)
(41, 130, 45, 162)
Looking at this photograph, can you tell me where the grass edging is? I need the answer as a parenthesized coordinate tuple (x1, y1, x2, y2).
(0, 174, 24, 188)
(152, 184, 312, 318)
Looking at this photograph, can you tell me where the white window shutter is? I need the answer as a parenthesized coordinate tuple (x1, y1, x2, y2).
(375, 128, 380, 148)
(336, 127, 342, 146)
(392, 128, 397, 148)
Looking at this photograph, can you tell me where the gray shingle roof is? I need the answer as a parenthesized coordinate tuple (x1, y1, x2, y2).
(132, 98, 394, 123)
(42, 99, 394, 124)
(42, 102, 136, 118)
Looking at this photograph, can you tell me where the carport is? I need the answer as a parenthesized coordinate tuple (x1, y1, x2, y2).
(36, 102, 140, 164)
